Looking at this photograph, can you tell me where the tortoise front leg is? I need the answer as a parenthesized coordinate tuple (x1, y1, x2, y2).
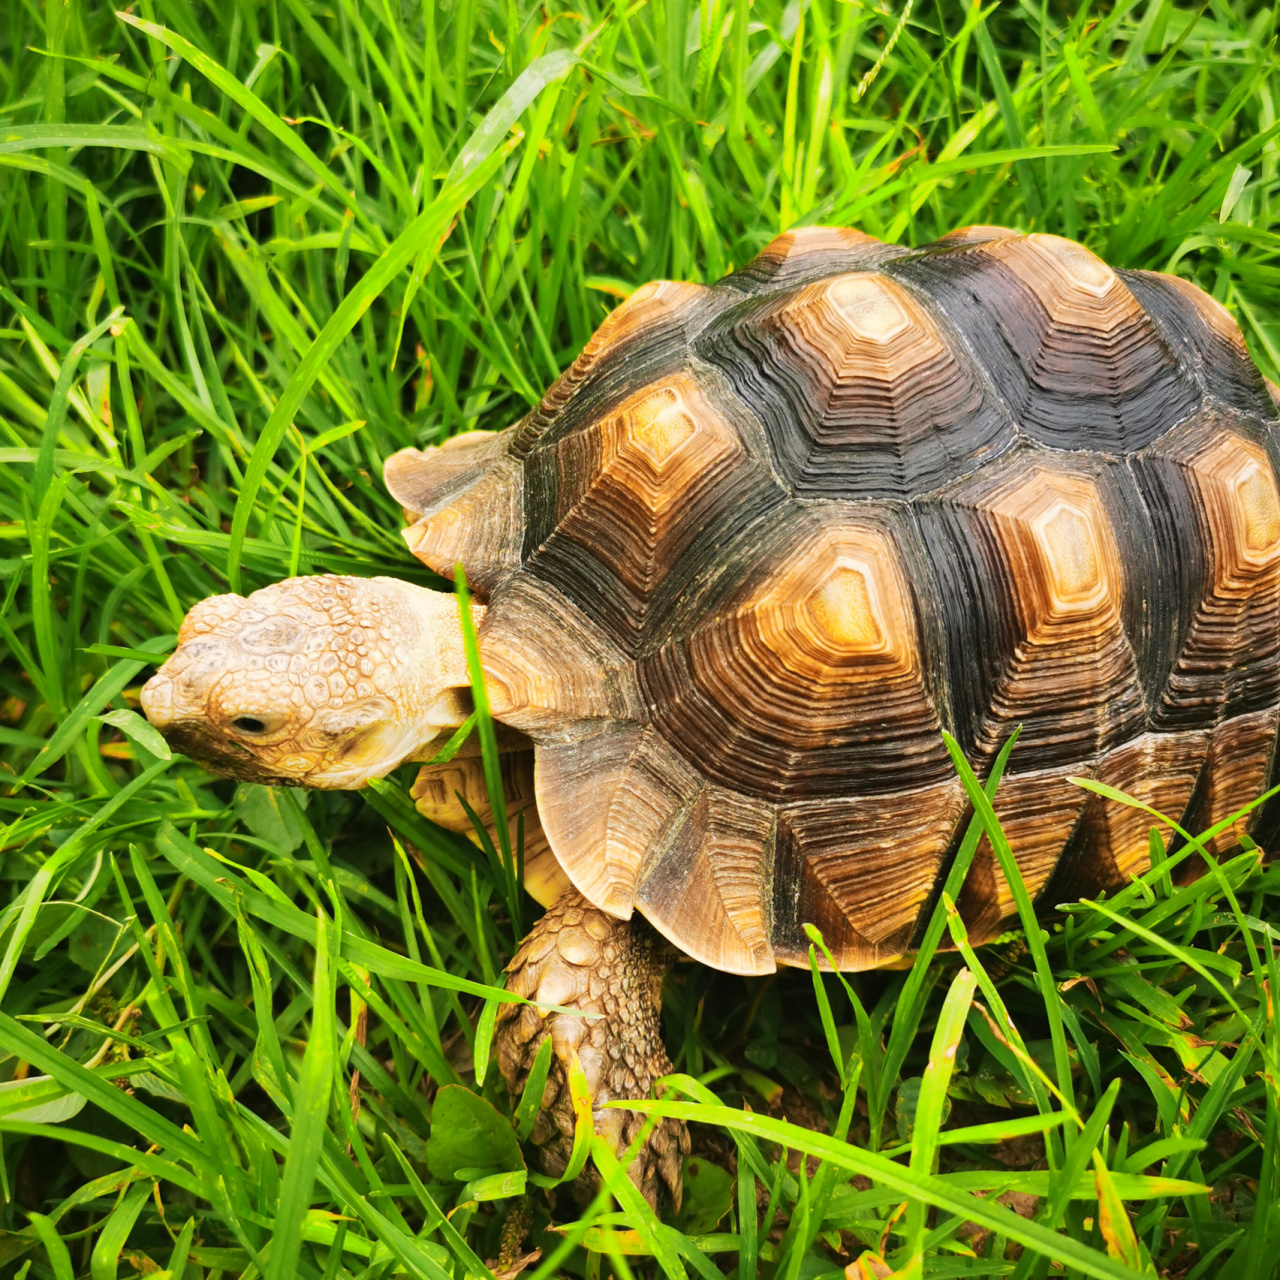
(411, 750, 570, 907)
(495, 888, 690, 1210)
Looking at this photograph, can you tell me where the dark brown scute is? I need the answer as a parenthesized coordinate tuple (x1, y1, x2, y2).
(772, 780, 967, 968)
(887, 233, 1200, 452)
(509, 280, 719, 458)
(1120, 270, 1276, 417)
(521, 373, 780, 650)
(695, 273, 1015, 498)
(1132, 415, 1280, 728)
(916, 450, 1147, 774)
(1046, 731, 1206, 905)
(1182, 707, 1279, 864)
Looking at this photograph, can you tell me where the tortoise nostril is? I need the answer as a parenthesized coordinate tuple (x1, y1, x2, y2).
(232, 716, 269, 735)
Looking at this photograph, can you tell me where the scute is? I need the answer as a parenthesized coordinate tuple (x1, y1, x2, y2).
(887, 233, 1200, 452)
(395, 224, 1280, 966)
(723, 225, 909, 291)
(1120, 270, 1277, 416)
(510, 280, 719, 458)
(640, 503, 950, 800)
(1133, 416, 1280, 726)
(522, 373, 775, 648)
(920, 451, 1146, 773)
(695, 271, 1014, 497)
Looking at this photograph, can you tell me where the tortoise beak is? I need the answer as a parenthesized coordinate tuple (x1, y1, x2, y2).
(140, 671, 176, 730)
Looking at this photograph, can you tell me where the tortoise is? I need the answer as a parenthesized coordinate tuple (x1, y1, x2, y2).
(140, 224, 1280, 1209)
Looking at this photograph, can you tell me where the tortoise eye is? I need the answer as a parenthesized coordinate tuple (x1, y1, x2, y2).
(232, 716, 268, 735)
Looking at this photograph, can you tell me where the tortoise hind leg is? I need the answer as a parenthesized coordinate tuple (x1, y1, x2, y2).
(495, 888, 689, 1210)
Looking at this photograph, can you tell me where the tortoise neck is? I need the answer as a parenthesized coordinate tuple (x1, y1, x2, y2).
(399, 582, 486, 745)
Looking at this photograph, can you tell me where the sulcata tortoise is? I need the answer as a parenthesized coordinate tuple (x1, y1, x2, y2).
(141, 225, 1280, 1207)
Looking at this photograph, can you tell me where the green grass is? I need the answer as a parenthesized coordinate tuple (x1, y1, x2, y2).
(1, 0, 1279, 1277)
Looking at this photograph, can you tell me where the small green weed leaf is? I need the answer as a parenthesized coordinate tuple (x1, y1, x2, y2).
(459, 1169, 527, 1201)
(676, 1157, 735, 1235)
(426, 1085, 524, 1182)
(232, 784, 309, 853)
(474, 997, 498, 1088)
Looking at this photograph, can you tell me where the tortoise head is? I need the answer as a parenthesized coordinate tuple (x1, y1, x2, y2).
(141, 575, 479, 787)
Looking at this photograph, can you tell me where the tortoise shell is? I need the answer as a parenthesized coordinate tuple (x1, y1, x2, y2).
(386, 226, 1280, 975)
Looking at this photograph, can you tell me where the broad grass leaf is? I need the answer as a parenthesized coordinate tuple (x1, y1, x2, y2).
(446, 50, 579, 184)
(97, 707, 171, 760)
(0, 1075, 86, 1124)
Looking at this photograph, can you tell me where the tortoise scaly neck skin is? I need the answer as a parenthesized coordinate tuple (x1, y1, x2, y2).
(141, 575, 482, 788)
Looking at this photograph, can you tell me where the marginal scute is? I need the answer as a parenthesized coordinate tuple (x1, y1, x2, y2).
(1157, 273, 1247, 350)
(635, 785, 777, 975)
(512, 281, 715, 453)
(402, 456, 524, 590)
(956, 768, 1090, 943)
(481, 575, 644, 732)
(384, 430, 509, 519)
(527, 373, 752, 643)
(1064, 732, 1206, 895)
(411, 751, 570, 908)
(534, 727, 703, 920)
(1184, 707, 1278, 861)
(935, 225, 1020, 246)
(773, 779, 967, 968)
(887, 231, 1199, 451)
(643, 509, 950, 799)
(1120, 270, 1274, 415)
(1139, 424, 1280, 724)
